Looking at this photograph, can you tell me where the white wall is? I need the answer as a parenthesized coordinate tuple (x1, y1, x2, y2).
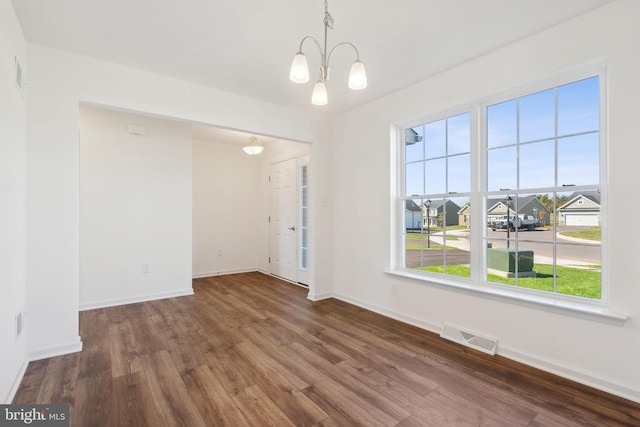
(24, 43, 322, 359)
(192, 138, 262, 276)
(0, 0, 27, 403)
(328, 0, 640, 402)
(79, 105, 193, 309)
(192, 137, 309, 279)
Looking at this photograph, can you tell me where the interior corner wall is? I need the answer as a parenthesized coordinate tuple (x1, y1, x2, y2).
(0, 0, 28, 403)
(192, 138, 262, 277)
(327, 0, 640, 402)
(24, 42, 322, 359)
(192, 137, 311, 280)
(79, 105, 193, 309)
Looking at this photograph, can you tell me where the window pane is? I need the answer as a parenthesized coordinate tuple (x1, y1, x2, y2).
(444, 196, 471, 278)
(520, 89, 555, 142)
(425, 158, 446, 194)
(487, 100, 517, 148)
(556, 244, 601, 299)
(405, 126, 424, 163)
(558, 76, 599, 136)
(405, 161, 424, 196)
(487, 146, 517, 191)
(448, 153, 470, 193)
(558, 133, 599, 186)
(448, 112, 471, 155)
(519, 140, 555, 189)
(425, 119, 446, 159)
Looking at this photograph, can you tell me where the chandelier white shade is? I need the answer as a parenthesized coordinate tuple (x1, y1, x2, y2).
(289, 0, 367, 105)
(348, 60, 367, 90)
(289, 53, 310, 83)
(311, 81, 328, 105)
(242, 135, 264, 155)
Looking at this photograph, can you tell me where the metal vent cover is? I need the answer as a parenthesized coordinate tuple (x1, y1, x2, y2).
(440, 323, 497, 355)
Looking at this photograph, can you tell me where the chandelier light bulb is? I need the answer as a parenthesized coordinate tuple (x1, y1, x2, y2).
(348, 60, 367, 90)
(289, 52, 309, 83)
(311, 81, 328, 105)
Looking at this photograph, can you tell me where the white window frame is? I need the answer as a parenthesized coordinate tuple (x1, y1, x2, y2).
(388, 64, 626, 325)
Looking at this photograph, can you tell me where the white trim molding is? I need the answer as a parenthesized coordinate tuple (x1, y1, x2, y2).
(27, 339, 83, 362)
(79, 288, 194, 311)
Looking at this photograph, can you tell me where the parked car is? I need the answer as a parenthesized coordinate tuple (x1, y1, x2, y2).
(491, 215, 540, 231)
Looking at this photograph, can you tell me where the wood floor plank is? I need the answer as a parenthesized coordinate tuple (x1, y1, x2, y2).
(78, 309, 111, 380)
(232, 384, 297, 427)
(11, 359, 48, 404)
(108, 320, 144, 378)
(12, 272, 640, 427)
(111, 371, 165, 427)
(139, 350, 208, 427)
(303, 380, 406, 427)
(73, 370, 114, 427)
(35, 353, 79, 406)
(180, 365, 251, 427)
(234, 341, 330, 425)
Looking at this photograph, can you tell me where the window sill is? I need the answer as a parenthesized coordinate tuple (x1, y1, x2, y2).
(385, 270, 627, 326)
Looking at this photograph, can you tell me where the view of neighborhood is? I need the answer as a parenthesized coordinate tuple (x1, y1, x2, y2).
(404, 191, 601, 299)
(402, 76, 601, 299)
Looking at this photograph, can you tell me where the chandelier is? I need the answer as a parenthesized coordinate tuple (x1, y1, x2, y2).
(289, 0, 367, 105)
(242, 135, 264, 155)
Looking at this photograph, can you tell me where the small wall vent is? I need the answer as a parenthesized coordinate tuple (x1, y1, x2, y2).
(440, 323, 497, 355)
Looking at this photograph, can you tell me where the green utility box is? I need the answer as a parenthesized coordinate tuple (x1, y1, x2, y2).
(487, 248, 536, 278)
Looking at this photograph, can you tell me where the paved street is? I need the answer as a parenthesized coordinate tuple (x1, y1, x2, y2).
(406, 226, 600, 268)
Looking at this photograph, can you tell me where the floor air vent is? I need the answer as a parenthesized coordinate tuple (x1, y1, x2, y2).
(440, 323, 497, 355)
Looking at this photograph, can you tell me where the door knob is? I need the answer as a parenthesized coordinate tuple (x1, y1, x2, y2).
(288, 226, 296, 231)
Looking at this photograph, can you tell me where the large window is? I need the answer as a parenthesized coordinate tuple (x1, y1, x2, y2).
(399, 74, 604, 302)
(403, 112, 471, 278)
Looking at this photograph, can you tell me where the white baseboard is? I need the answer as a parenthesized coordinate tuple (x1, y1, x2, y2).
(27, 339, 83, 362)
(331, 292, 640, 404)
(79, 288, 194, 311)
(307, 292, 333, 301)
(498, 345, 640, 404)
(192, 268, 262, 279)
(332, 292, 442, 335)
(3, 359, 29, 404)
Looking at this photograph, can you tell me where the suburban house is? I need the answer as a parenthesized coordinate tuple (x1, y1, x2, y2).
(486, 196, 552, 226)
(457, 203, 471, 227)
(405, 200, 423, 230)
(422, 200, 461, 228)
(457, 196, 551, 228)
(557, 191, 601, 226)
(3, 0, 640, 423)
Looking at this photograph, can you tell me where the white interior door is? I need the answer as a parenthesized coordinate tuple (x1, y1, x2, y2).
(269, 158, 297, 282)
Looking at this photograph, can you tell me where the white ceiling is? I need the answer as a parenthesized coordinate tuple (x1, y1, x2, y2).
(12, 0, 613, 118)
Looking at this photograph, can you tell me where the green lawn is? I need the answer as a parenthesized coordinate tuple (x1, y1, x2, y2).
(560, 226, 601, 242)
(419, 264, 600, 298)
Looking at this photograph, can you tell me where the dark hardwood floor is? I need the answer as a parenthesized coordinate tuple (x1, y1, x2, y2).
(13, 272, 640, 426)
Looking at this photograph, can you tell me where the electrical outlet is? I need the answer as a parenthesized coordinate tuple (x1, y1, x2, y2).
(142, 263, 150, 274)
(390, 283, 399, 296)
(217, 249, 223, 256)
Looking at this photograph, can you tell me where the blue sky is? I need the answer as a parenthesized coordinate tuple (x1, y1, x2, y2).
(406, 76, 600, 197)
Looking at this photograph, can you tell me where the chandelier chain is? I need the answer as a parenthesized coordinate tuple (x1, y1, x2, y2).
(324, 0, 334, 29)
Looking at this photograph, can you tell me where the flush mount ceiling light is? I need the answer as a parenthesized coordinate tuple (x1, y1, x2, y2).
(242, 134, 264, 155)
(289, 0, 367, 106)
